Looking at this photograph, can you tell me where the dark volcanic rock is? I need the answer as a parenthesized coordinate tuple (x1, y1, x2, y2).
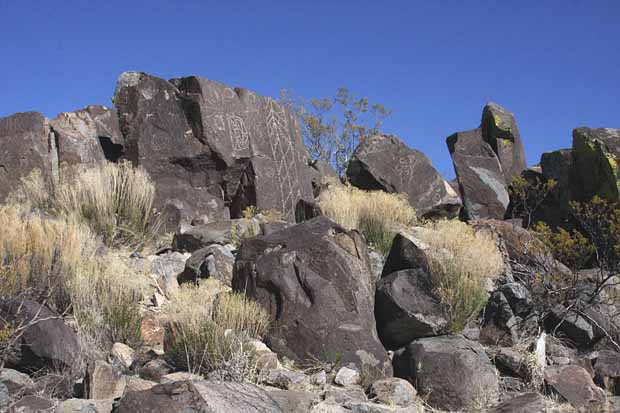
(180, 244, 235, 286)
(375, 269, 448, 350)
(116, 380, 282, 413)
(171, 75, 314, 220)
(232, 216, 391, 379)
(480, 102, 527, 182)
(392, 335, 499, 411)
(545, 365, 606, 409)
(540, 148, 573, 227)
(593, 350, 620, 395)
(447, 128, 509, 220)
(0, 297, 80, 372)
(308, 159, 339, 197)
(172, 221, 232, 252)
(544, 305, 594, 350)
(347, 134, 461, 218)
(572, 127, 620, 202)
(0, 112, 54, 202)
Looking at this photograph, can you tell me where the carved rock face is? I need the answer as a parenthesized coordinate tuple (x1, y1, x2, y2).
(447, 128, 509, 220)
(347, 134, 461, 219)
(232, 216, 392, 380)
(113, 72, 314, 223)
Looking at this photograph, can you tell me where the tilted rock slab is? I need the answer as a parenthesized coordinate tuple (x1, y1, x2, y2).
(116, 380, 282, 412)
(447, 128, 509, 220)
(347, 134, 461, 219)
(114, 72, 314, 222)
(233, 216, 392, 379)
(480, 102, 527, 182)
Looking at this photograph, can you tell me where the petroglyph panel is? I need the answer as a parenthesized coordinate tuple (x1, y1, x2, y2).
(227, 114, 250, 151)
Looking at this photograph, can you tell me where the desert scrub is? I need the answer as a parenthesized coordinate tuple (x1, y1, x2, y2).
(0, 205, 148, 348)
(164, 281, 270, 380)
(318, 184, 416, 255)
(9, 161, 157, 248)
(532, 222, 594, 270)
(419, 220, 503, 332)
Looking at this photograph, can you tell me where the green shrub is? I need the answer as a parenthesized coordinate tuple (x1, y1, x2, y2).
(532, 222, 594, 270)
(318, 184, 417, 255)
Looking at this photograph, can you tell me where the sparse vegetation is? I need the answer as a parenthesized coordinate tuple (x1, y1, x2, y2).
(508, 175, 557, 228)
(419, 220, 503, 332)
(532, 222, 594, 270)
(281, 87, 392, 175)
(9, 161, 157, 249)
(318, 184, 416, 255)
(164, 281, 270, 380)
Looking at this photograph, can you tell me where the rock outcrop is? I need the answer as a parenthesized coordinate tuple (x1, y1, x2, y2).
(233, 216, 392, 379)
(347, 134, 461, 218)
(447, 128, 509, 220)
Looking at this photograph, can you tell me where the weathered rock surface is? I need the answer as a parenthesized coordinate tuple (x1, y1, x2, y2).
(572, 127, 620, 202)
(593, 350, 620, 394)
(84, 360, 126, 400)
(115, 380, 282, 412)
(368, 377, 417, 407)
(180, 244, 235, 285)
(480, 102, 527, 182)
(172, 221, 233, 252)
(50, 108, 108, 167)
(0, 297, 80, 372)
(447, 128, 509, 220)
(545, 365, 606, 409)
(375, 269, 448, 350)
(309, 159, 339, 197)
(0, 112, 53, 202)
(233, 216, 392, 379)
(392, 335, 499, 411)
(56, 398, 114, 413)
(347, 134, 461, 218)
(488, 392, 545, 413)
(544, 305, 594, 350)
(0, 368, 35, 396)
(266, 388, 319, 413)
(539, 148, 573, 227)
(114, 72, 314, 222)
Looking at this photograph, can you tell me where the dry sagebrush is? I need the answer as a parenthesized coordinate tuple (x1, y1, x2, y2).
(9, 161, 157, 248)
(419, 220, 503, 332)
(318, 184, 416, 255)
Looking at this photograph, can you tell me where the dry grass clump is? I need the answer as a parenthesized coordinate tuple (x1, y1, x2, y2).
(164, 281, 270, 380)
(318, 184, 417, 255)
(0, 205, 147, 349)
(9, 161, 157, 248)
(419, 220, 503, 332)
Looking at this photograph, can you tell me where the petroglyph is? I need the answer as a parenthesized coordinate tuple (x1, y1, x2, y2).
(227, 114, 249, 151)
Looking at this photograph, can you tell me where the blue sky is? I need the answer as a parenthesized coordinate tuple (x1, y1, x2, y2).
(1, 1, 618, 177)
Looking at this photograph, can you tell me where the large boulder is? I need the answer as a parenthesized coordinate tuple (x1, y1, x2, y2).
(375, 269, 448, 350)
(170, 74, 314, 220)
(480, 102, 527, 182)
(0, 112, 54, 202)
(572, 127, 620, 202)
(447, 128, 509, 220)
(347, 134, 461, 218)
(232, 216, 392, 378)
(392, 335, 499, 411)
(0, 297, 80, 372)
(539, 148, 573, 227)
(545, 365, 606, 409)
(116, 380, 282, 412)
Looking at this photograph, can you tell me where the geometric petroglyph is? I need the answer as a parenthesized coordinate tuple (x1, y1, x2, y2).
(227, 114, 250, 151)
(214, 114, 225, 132)
(265, 98, 302, 216)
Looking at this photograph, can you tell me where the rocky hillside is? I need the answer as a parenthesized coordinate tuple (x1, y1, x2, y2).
(0, 71, 619, 412)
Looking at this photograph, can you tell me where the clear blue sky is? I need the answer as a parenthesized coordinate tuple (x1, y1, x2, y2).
(1, 1, 618, 178)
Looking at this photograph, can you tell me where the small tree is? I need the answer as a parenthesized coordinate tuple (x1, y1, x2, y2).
(508, 176, 557, 228)
(281, 88, 391, 176)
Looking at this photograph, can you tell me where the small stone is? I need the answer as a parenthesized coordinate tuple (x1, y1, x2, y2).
(124, 375, 157, 392)
(111, 342, 135, 370)
(369, 377, 417, 407)
(334, 367, 360, 387)
(0, 368, 35, 395)
(310, 370, 327, 386)
(138, 358, 173, 382)
(85, 360, 126, 400)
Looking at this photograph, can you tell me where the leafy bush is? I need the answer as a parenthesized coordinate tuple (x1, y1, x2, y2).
(0, 206, 147, 349)
(318, 184, 416, 255)
(532, 222, 594, 270)
(419, 220, 503, 332)
(164, 282, 269, 380)
(508, 175, 557, 228)
(9, 161, 157, 248)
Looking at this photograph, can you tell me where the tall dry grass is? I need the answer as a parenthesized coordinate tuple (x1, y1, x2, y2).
(318, 184, 417, 255)
(419, 220, 503, 332)
(9, 161, 157, 248)
(164, 281, 270, 380)
(0, 205, 148, 348)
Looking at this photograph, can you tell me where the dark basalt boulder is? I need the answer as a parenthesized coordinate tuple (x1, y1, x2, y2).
(375, 269, 448, 349)
(0, 112, 54, 202)
(116, 380, 282, 413)
(539, 148, 573, 227)
(571, 127, 620, 202)
(480, 102, 527, 182)
(232, 216, 392, 379)
(0, 297, 80, 372)
(447, 128, 509, 220)
(347, 134, 461, 219)
(392, 335, 499, 411)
